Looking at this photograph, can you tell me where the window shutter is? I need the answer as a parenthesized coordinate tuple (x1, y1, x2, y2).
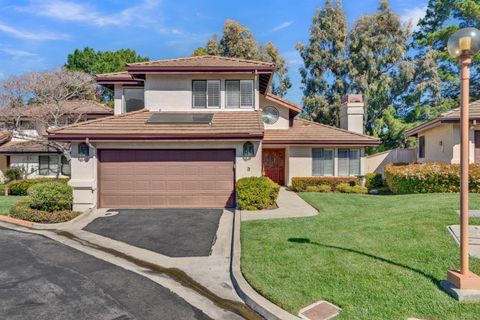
(240, 80, 253, 107)
(193, 81, 207, 108)
(324, 149, 334, 176)
(226, 80, 240, 108)
(349, 149, 360, 176)
(207, 81, 220, 108)
(338, 148, 349, 177)
(312, 149, 324, 176)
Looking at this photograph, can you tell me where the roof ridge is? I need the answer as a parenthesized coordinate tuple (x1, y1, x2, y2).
(126, 55, 274, 67)
(48, 109, 148, 133)
(294, 118, 379, 140)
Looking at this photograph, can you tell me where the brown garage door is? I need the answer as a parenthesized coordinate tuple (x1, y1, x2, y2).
(98, 149, 235, 208)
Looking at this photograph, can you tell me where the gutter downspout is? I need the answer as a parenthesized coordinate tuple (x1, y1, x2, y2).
(85, 138, 97, 209)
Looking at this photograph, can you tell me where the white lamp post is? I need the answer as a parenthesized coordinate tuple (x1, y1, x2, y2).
(446, 27, 480, 291)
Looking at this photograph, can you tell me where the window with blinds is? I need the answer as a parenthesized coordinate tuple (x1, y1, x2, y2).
(312, 148, 334, 176)
(226, 80, 253, 108)
(192, 80, 220, 108)
(338, 148, 361, 176)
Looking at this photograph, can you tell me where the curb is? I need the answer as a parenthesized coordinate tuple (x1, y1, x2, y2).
(230, 210, 300, 320)
(0, 215, 34, 228)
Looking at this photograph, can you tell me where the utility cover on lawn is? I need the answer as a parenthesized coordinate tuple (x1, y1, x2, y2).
(299, 300, 341, 320)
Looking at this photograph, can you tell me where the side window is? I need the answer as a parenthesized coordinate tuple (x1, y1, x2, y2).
(312, 148, 334, 176)
(123, 88, 144, 113)
(338, 148, 361, 176)
(61, 156, 71, 176)
(39, 156, 49, 176)
(419, 136, 425, 158)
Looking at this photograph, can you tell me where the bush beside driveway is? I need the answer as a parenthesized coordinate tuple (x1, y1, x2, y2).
(240, 193, 480, 319)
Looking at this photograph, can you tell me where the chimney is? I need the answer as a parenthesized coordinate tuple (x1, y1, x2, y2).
(340, 94, 364, 134)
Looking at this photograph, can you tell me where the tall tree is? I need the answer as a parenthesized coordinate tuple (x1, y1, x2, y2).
(193, 20, 291, 96)
(413, 0, 480, 113)
(348, 0, 412, 140)
(65, 47, 149, 75)
(296, 0, 348, 126)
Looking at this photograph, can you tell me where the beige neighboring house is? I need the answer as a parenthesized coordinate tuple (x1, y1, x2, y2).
(0, 100, 113, 180)
(406, 100, 480, 164)
(47, 55, 380, 210)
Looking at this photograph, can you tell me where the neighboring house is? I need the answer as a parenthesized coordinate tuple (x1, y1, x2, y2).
(47, 56, 380, 210)
(0, 100, 113, 180)
(406, 100, 480, 164)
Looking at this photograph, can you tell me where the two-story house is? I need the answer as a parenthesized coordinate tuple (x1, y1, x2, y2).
(47, 56, 380, 210)
(0, 100, 113, 180)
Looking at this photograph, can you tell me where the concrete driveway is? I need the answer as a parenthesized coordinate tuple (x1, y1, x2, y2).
(83, 208, 223, 257)
(0, 227, 211, 320)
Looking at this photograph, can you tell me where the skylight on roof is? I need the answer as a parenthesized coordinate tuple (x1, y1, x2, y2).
(146, 113, 213, 124)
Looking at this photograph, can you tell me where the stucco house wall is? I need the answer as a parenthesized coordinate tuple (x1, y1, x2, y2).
(259, 96, 290, 130)
(69, 140, 262, 211)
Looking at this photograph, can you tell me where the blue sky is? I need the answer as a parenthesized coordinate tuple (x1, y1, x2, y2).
(0, 0, 427, 104)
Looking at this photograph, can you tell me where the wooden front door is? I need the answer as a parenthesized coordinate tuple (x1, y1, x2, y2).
(263, 149, 285, 185)
(475, 131, 480, 163)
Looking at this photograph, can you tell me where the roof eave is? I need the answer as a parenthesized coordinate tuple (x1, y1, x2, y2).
(262, 140, 381, 146)
(47, 133, 264, 142)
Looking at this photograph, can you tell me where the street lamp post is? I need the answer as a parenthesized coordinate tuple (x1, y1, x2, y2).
(446, 27, 480, 290)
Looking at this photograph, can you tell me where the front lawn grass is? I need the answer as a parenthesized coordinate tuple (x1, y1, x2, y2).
(0, 195, 25, 214)
(241, 193, 480, 320)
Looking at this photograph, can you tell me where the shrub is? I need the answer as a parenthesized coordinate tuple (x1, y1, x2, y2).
(236, 176, 280, 210)
(365, 173, 384, 189)
(351, 185, 368, 194)
(305, 185, 319, 192)
(336, 183, 353, 193)
(7, 178, 69, 195)
(291, 177, 359, 192)
(9, 198, 79, 223)
(27, 182, 72, 212)
(385, 163, 480, 194)
(3, 167, 24, 182)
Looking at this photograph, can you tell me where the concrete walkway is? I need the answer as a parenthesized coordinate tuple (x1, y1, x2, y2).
(448, 225, 480, 258)
(241, 187, 318, 221)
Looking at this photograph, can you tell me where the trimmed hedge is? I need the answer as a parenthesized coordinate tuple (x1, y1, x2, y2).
(305, 185, 332, 193)
(291, 177, 360, 192)
(9, 198, 79, 223)
(27, 182, 72, 212)
(236, 176, 280, 210)
(365, 173, 384, 189)
(385, 163, 480, 194)
(7, 178, 69, 195)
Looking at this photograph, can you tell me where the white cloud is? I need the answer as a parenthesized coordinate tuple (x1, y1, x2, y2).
(272, 20, 294, 32)
(0, 22, 67, 41)
(16, 0, 162, 27)
(401, 6, 427, 29)
(0, 47, 38, 57)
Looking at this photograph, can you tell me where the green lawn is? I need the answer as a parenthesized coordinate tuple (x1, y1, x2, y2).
(0, 196, 25, 214)
(241, 193, 480, 320)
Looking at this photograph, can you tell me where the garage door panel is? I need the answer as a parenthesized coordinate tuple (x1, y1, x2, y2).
(99, 149, 235, 208)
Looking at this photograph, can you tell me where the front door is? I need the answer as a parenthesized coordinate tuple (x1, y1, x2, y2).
(263, 149, 285, 185)
(475, 131, 480, 163)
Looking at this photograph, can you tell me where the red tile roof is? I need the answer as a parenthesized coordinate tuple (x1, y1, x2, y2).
(0, 131, 11, 145)
(264, 118, 380, 146)
(0, 140, 61, 154)
(48, 110, 264, 141)
(406, 99, 480, 136)
(126, 55, 274, 71)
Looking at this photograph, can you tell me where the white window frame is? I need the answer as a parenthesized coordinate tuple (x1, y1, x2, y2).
(225, 79, 254, 109)
(338, 148, 361, 177)
(38, 155, 59, 176)
(192, 80, 220, 109)
(312, 148, 334, 177)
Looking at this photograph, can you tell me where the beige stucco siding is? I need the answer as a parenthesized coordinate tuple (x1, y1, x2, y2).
(259, 95, 290, 129)
(417, 124, 454, 163)
(143, 74, 259, 112)
(68, 141, 262, 211)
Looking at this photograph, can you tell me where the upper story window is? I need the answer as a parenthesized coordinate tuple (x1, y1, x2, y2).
(419, 136, 425, 158)
(192, 80, 220, 108)
(123, 88, 144, 113)
(226, 80, 254, 108)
